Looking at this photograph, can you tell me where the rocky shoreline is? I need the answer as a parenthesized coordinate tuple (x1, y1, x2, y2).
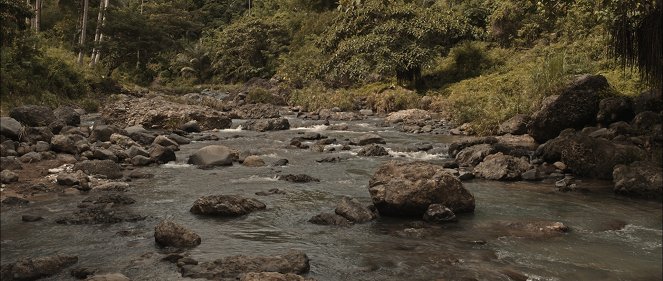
(1, 74, 661, 280)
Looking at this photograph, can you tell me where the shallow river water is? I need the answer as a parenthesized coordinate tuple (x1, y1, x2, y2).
(1, 117, 661, 280)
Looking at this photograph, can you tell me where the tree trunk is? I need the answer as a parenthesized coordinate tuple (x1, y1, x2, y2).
(34, 0, 41, 32)
(90, 0, 109, 66)
(77, 0, 90, 65)
(93, 0, 110, 65)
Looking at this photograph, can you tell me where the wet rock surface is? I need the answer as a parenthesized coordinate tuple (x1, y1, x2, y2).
(190, 195, 266, 216)
(0, 254, 78, 281)
(154, 220, 201, 248)
(178, 250, 310, 280)
(368, 161, 475, 217)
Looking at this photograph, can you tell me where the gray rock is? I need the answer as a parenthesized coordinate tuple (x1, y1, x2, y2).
(179, 250, 309, 279)
(188, 145, 234, 167)
(521, 168, 544, 181)
(50, 134, 78, 154)
(0, 157, 22, 171)
(597, 96, 634, 126)
(53, 106, 81, 126)
(536, 131, 645, 179)
(527, 75, 608, 143)
(278, 174, 320, 183)
(74, 160, 123, 179)
(335, 196, 377, 223)
(448, 136, 498, 158)
(92, 149, 118, 162)
(34, 141, 50, 152)
(272, 159, 289, 166)
(308, 213, 352, 226)
(368, 161, 475, 217)
(0, 117, 23, 140)
(56, 194, 144, 224)
(126, 145, 149, 158)
(455, 144, 495, 167)
(613, 161, 662, 199)
(243, 118, 290, 132)
(20, 152, 42, 163)
(90, 125, 124, 142)
(190, 195, 266, 216)
(152, 135, 179, 148)
(180, 121, 201, 133)
(57, 174, 80, 186)
(473, 153, 530, 180)
(242, 155, 265, 167)
(356, 133, 385, 146)
(498, 114, 529, 135)
(167, 133, 191, 145)
(1, 170, 19, 183)
(23, 127, 54, 144)
(0, 255, 78, 281)
(131, 155, 152, 166)
(422, 204, 457, 223)
(357, 144, 389, 156)
(149, 145, 176, 164)
(154, 220, 201, 248)
(9, 105, 56, 127)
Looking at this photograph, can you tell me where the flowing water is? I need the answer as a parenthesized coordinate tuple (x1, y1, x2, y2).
(1, 117, 661, 280)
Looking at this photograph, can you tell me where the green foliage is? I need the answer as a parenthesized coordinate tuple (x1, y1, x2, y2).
(0, 0, 32, 46)
(421, 41, 505, 89)
(289, 82, 419, 113)
(318, 0, 474, 87)
(203, 16, 291, 83)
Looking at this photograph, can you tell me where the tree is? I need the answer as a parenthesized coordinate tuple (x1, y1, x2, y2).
(318, 0, 473, 87)
(609, 0, 662, 91)
(77, 0, 89, 65)
(0, 0, 33, 46)
(90, 0, 109, 66)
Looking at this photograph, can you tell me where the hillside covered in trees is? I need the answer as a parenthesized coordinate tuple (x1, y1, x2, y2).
(1, 0, 661, 133)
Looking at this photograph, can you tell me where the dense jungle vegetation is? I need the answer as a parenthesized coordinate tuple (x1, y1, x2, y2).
(1, 0, 661, 134)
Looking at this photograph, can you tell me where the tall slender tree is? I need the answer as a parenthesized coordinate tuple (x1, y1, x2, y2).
(77, 0, 89, 65)
(90, 0, 109, 66)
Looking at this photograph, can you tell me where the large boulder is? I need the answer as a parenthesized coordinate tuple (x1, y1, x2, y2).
(242, 155, 265, 167)
(473, 153, 530, 180)
(53, 106, 81, 126)
(154, 220, 201, 248)
(498, 114, 529, 135)
(613, 161, 662, 199)
(50, 135, 78, 154)
(455, 144, 495, 167)
(22, 127, 54, 144)
(527, 74, 609, 143)
(448, 137, 498, 158)
(0, 255, 78, 281)
(536, 130, 645, 179)
(368, 161, 475, 217)
(101, 95, 231, 130)
(9, 105, 56, 127)
(74, 160, 123, 179)
(149, 145, 176, 164)
(188, 145, 234, 167)
(179, 250, 310, 279)
(243, 118, 290, 132)
(334, 196, 377, 223)
(90, 125, 124, 142)
(0, 117, 23, 140)
(190, 195, 266, 216)
(633, 89, 663, 114)
(597, 96, 634, 126)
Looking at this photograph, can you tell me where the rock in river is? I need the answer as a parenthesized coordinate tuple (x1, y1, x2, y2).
(368, 161, 475, 217)
(154, 220, 201, 248)
(0, 254, 78, 281)
(188, 145, 234, 167)
(334, 196, 377, 223)
(179, 250, 310, 280)
(190, 195, 266, 216)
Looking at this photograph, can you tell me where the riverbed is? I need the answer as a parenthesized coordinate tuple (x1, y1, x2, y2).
(1, 116, 661, 280)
